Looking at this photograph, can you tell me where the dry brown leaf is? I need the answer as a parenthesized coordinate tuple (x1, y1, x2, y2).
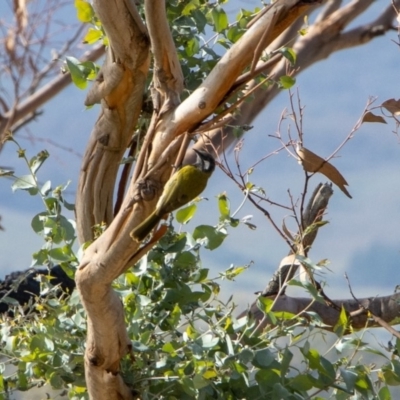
(362, 111, 387, 124)
(382, 98, 400, 116)
(297, 146, 352, 199)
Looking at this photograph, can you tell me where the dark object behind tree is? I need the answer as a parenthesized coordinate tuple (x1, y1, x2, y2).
(0, 265, 75, 314)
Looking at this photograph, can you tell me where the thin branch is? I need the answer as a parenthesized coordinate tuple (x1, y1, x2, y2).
(0, 44, 106, 142)
(145, 0, 184, 114)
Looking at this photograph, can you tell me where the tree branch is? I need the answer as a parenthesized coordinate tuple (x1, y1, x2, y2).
(145, 0, 184, 115)
(191, 0, 399, 155)
(261, 182, 333, 296)
(0, 44, 105, 144)
(74, 1, 150, 398)
(242, 292, 400, 332)
(75, 1, 149, 243)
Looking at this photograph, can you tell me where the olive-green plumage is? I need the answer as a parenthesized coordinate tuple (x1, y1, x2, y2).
(130, 149, 215, 242)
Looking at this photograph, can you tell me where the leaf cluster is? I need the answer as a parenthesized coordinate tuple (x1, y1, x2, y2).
(2, 141, 400, 399)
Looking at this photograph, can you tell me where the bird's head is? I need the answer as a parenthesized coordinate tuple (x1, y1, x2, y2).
(193, 149, 215, 174)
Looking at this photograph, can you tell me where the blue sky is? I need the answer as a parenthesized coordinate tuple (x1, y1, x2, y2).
(0, 0, 399, 309)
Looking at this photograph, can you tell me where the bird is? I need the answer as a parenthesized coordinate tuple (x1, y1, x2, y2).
(130, 149, 215, 242)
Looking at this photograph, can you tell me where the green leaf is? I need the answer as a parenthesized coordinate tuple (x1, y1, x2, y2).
(186, 37, 200, 57)
(196, 334, 219, 349)
(378, 386, 391, 400)
(49, 372, 63, 389)
(257, 296, 273, 313)
(182, 376, 197, 396)
(227, 25, 244, 43)
(17, 369, 28, 391)
(182, 2, 198, 16)
(1, 297, 19, 306)
(218, 193, 230, 218)
(272, 383, 291, 399)
(302, 347, 321, 370)
(65, 57, 88, 89)
(83, 27, 103, 44)
(131, 341, 149, 352)
(299, 27, 308, 36)
(255, 369, 280, 391)
(191, 268, 209, 283)
(11, 174, 36, 192)
(354, 372, 373, 393)
(320, 356, 335, 381)
(229, 217, 240, 227)
(4, 336, 17, 352)
(232, 316, 248, 331)
(210, 7, 228, 33)
(30, 150, 49, 174)
(281, 348, 293, 376)
(41, 180, 52, 196)
(45, 197, 60, 214)
(80, 61, 100, 80)
(335, 337, 386, 357)
(340, 369, 358, 392)
(193, 225, 227, 250)
(31, 249, 49, 266)
(162, 342, 180, 354)
(279, 75, 296, 89)
(333, 306, 349, 337)
(75, 0, 94, 23)
(48, 247, 75, 262)
(382, 362, 400, 386)
(270, 310, 296, 321)
(58, 216, 76, 242)
(239, 348, 254, 364)
(303, 220, 329, 236)
(223, 264, 247, 280)
(279, 47, 297, 66)
(290, 374, 314, 391)
(167, 304, 181, 327)
(191, 9, 208, 33)
(173, 251, 196, 269)
(176, 204, 197, 224)
(253, 348, 275, 369)
(163, 235, 187, 253)
(289, 279, 326, 304)
(193, 374, 209, 389)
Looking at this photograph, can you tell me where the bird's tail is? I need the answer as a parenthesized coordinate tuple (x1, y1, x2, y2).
(130, 212, 161, 242)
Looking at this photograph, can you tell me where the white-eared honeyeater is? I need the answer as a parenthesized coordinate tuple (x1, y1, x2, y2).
(130, 149, 215, 242)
